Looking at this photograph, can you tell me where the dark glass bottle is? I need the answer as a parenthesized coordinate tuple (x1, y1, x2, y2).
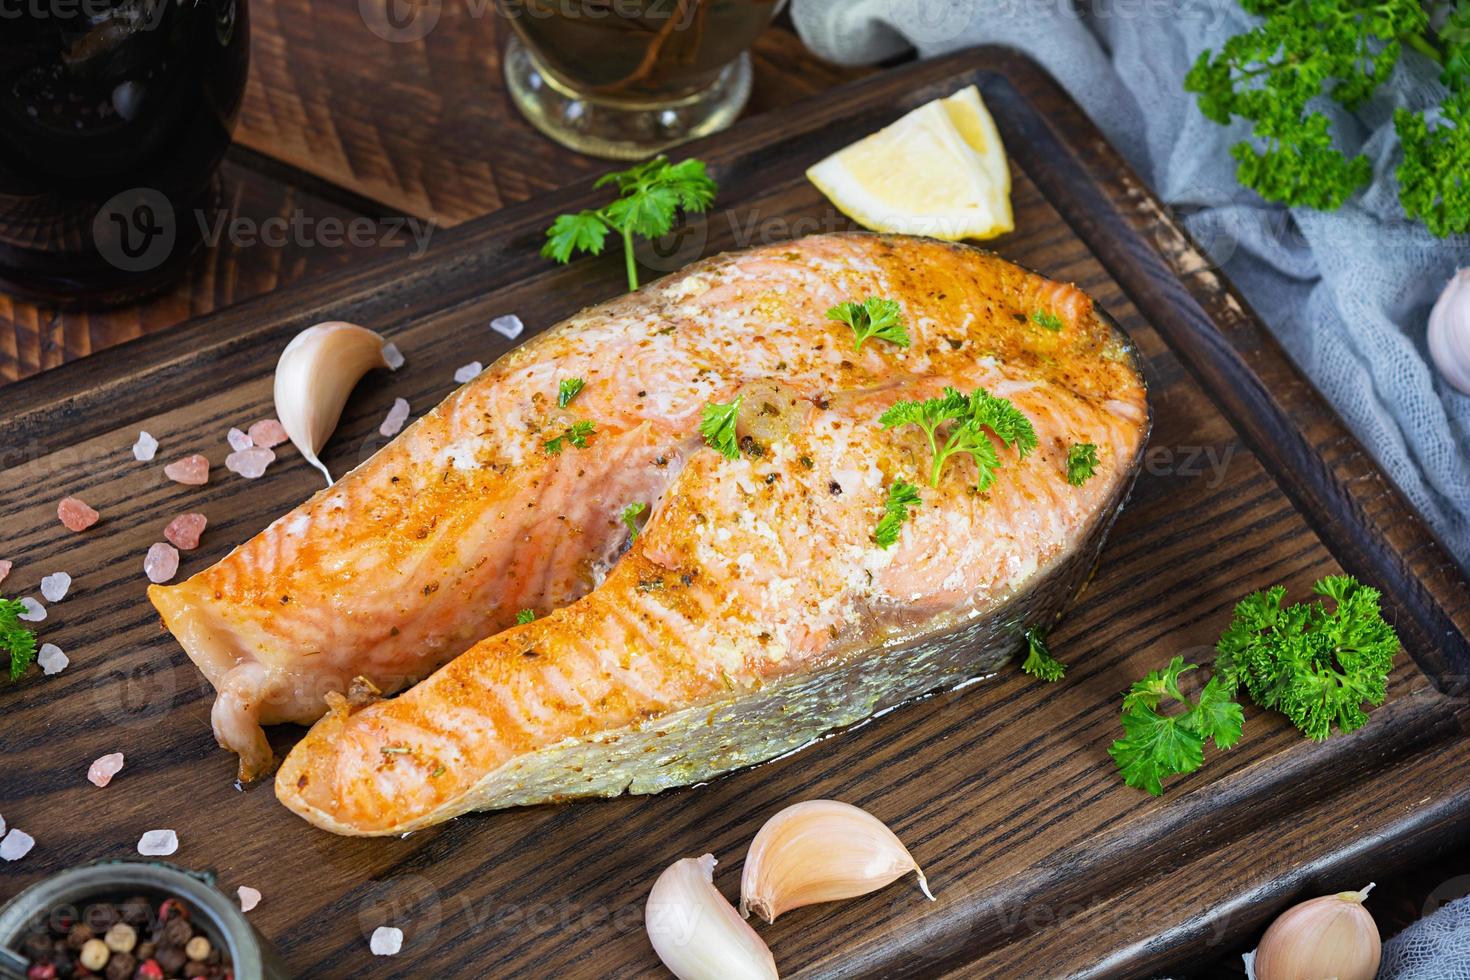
(0, 0, 249, 306)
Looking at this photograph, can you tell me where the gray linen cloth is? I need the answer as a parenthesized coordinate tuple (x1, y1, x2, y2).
(789, 0, 1470, 569)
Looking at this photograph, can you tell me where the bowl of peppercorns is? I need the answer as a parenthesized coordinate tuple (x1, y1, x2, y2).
(0, 861, 287, 980)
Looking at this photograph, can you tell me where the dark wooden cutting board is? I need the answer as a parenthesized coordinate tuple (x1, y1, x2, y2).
(4, 48, 1469, 978)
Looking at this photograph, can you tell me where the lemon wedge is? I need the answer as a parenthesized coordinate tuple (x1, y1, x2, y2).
(806, 85, 1013, 241)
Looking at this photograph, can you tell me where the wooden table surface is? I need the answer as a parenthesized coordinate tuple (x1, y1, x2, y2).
(0, 0, 867, 383)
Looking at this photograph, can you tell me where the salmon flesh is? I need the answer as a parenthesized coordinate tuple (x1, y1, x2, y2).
(150, 233, 1148, 834)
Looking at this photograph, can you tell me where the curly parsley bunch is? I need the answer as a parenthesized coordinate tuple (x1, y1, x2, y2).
(1186, 0, 1470, 236)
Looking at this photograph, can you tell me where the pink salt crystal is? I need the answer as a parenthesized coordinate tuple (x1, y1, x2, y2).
(227, 427, 253, 452)
(226, 447, 275, 479)
(1, 828, 34, 861)
(0, 560, 10, 585)
(88, 752, 125, 787)
(380, 398, 411, 438)
(144, 543, 180, 584)
(248, 419, 288, 448)
(164, 513, 208, 551)
(163, 454, 210, 486)
(237, 886, 261, 913)
(57, 496, 100, 531)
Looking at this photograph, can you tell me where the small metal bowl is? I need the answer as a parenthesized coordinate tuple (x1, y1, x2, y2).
(0, 860, 289, 979)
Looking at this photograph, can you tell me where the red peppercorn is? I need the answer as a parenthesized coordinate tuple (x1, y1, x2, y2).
(135, 959, 164, 980)
(27, 964, 56, 980)
(157, 900, 189, 923)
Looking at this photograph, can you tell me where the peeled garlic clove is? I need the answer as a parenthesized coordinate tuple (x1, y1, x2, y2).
(274, 321, 393, 485)
(1429, 268, 1470, 395)
(739, 799, 934, 924)
(1254, 883, 1379, 980)
(645, 854, 778, 980)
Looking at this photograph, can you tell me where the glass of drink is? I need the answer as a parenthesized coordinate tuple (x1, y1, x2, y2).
(499, 0, 784, 160)
(0, 0, 249, 307)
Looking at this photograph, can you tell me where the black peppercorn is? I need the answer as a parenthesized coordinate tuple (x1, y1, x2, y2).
(102, 951, 134, 980)
(65, 924, 95, 952)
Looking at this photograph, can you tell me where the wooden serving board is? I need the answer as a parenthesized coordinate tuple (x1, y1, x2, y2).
(4, 48, 1469, 978)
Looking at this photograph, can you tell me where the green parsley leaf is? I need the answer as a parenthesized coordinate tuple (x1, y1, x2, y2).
(700, 396, 742, 461)
(1109, 656, 1243, 796)
(1021, 628, 1066, 682)
(872, 479, 922, 549)
(557, 377, 586, 409)
(515, 609, 536, 625)
(544, 419, 596, 455)
(880, 386, 1036, 490)
(1215, 575, 1399, 741)
(1, 597, 38, 682)
(1030, 310, 1064, 331)
(540, 211, 609, 264)
(1066, 443, 1100, 486)
(621, 501, 648, 539)
(547, 156, 719, 289)
(827, 297, 911, 352)
(1395, 88, 1470, 238)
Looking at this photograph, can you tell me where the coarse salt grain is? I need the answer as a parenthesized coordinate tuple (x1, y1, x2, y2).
(226, 447, 275, 479)
(0, 813, 5, 836)
(163, 455, 210, 486)
(17, 597, 45, 623)
(144, 543, 180, 584)
(58, 497, 100, 531)
(40, 572, 71, 603)
(490, 314, 524, 339)
(1, 828, 34, 861)
(136, 829, 177, 856)
(380, 398, 411, 438)
(454, 361, 482, 384)
(0, 560, 10, 585)
(237, 886, 261, 913)
(248, 419, 288, 448)
(369, 927, 403, 956)
(382, 342, 405, 371)
(132, 431, 159, 462)
(88, 752, 124, 787)
(227, 427, 254, 452)
(37, 643, 67, 675)
(164, 513, 208, 551)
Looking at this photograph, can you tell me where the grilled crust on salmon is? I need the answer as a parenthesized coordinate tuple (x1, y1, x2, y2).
(249, 233, 1149, 835)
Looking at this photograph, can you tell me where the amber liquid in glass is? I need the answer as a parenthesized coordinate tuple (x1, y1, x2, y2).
(509, 0, 779, 102)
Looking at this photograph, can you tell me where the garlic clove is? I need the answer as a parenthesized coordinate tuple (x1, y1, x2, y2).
(645, 854, 778, 980)
(1254, 883, 1380, 980)
(1428, 268, 1470, 395)
(739, 799, 934, 924)
(273, 321, 394, 486)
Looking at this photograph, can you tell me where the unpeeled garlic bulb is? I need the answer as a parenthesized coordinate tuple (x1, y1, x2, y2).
(273, 321, 396, 485)
(645, 854, 778, 980)
(739, 800, 934, 924)
(1429, 268, 1470, 395)
(1253, 883, 1379, 980)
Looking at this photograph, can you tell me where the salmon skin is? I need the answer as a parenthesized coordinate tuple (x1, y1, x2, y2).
(164, 232, 1157, 835)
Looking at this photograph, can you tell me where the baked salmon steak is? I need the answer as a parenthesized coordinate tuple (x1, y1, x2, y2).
(234, 233, 1150, 835)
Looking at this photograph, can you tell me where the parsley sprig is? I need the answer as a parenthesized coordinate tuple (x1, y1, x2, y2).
(700, 396, 742, 460)
(879, 387, 1037, 491)
(1109, 657, 1244, 797)
(544, 420, 595, 455)
(515, 609, 536, 625)
(2, 597, 38, 682)
(1021, 628, 1067, 682)
(1110, 575, 1399, 795)
(1185, 1, 1470, 235)
(557, 377, 585, 409)
(1066, 443, 1100, 486)
(541, 156, 718, 289)
(828, 298, 911, 352)
(621, 501, 648, 539)
(1030, 310, 1064, 331)
(872, 479, 922, 548)
(1215, 575, 1399, 741)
